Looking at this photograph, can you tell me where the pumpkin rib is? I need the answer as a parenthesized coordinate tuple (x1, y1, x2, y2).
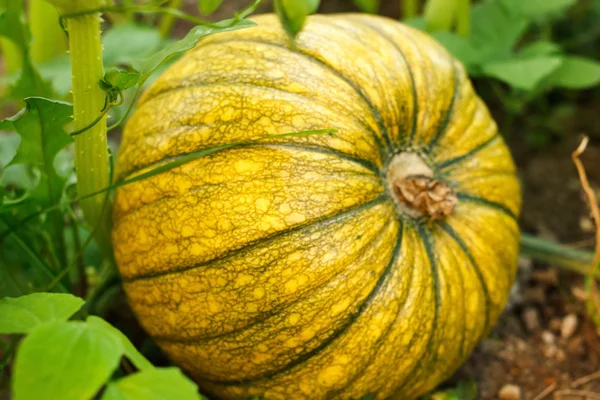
(198, 222, 404, 386)
(122, 194, 388, 282)
(205, 37, 392, 156)
(323, 224, 421, 399)
(138, 78, 382, 158)
(148, 215, 395, 344)
(438, 222, 491, 335)
(384, 225, 441, 398)
(456, 193, 518, 221)
(426, 63, 460, 150)
(116, 140, 382, 189)
(345, 17, 419, 149)
(436, 133, 500, 170)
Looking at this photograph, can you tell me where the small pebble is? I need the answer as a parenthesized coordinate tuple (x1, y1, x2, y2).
(549, 317, 562, 332)
(561, 313, 578, 339)
(541, 330, 555, 345)
(498, 384, 522, 400)
(543, 344, 558, 358)
(522, 307, 540, 332)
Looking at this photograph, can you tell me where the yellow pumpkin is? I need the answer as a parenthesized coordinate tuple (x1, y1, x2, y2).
(112, 13, 521, 400)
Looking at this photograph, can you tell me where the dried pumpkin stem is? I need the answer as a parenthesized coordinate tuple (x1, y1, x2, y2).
(387, 152, 457, 220)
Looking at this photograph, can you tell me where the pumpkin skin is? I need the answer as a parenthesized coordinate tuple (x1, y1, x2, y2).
(112, 13, 521, 400)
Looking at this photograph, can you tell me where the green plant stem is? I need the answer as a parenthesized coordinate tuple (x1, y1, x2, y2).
(520, 233, 596, 276)
(402, 0, 418, 18)
(424, 0, 457, 32)
(455, 0, 470, 37)
(0, 38, 22, 74)
(158, 0, 183, 37)
(55, 0, 112, 254)
(29, 0, 67, 64)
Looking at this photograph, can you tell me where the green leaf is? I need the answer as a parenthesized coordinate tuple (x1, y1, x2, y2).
(101, 368, 204, 400)
(544, 56, 600, 89)
(87, 316, 153, 372)
(427, 380, 477, 400)
(274, 0, 320, 38)
(517, 41, 562, 58)
(13, 320, 123, 400)
(198, 0, 224, 15)
(0, 132, 20, 168)
(0, 293, 84, 334)
(0, 98, 73, 207)
(432, 31, 482, 69)
(101, 69, 140, 91)
(481, 56, 563, 90)
(500, 0, 576, 17)
(103, 23, 164, 67)
(131, 19, 256, 84)
(0, 0, 54, 99)
(470, 1, 529, 61)
(353, 0, 379, 14)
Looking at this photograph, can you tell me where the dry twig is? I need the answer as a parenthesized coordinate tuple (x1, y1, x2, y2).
(573, 370, 600, 389)
(572, 136, 600, 325)
(532, 382, 557, 400)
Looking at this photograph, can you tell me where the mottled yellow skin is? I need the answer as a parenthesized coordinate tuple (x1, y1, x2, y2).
(113, 14, 521, 400)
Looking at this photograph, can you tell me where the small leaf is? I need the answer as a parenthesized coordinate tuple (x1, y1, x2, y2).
(13, 320, 123, 400)
(544, 56, 600, 89)
(274, 0, 320, 38)
(101, 368, 204, 400)
(0, 97, 73, 207)
(481, 56, 563, 90)
(353, 0, 379, 14)
(131, 19, 256, 84)
(517, 41, 562, 58)
(428, 380, 477, 400)
(0, 293, 84, 334)
(101, 69, 140, 91)
(87, 316, 153, 372)
(500, 0, 576, 17)
(198, 0, 224, 15)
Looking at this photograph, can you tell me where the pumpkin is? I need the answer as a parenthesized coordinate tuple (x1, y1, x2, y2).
(112, 13, 521, 400)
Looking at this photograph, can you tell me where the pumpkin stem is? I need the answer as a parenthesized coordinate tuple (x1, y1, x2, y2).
(387, 152, 457, 220)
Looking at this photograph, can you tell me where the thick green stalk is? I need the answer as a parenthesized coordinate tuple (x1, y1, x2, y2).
(29, 0, 67, 63)
(455, 0, 470, 37)
(158, 0, 183, 37)
(48, 0, 111, 252)
(403, 0, 418, 19)
(424, 0, 457, 32)
(520, 233, 596, 276)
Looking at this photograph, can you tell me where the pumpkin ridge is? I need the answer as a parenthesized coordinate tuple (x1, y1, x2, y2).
(324, 224, 421, 398)
(343, 16, 419, 150)
(199, 223, 404, 386)
(140, 79, 380, 150)
(122, 194, 388, 282)
(149, 215, 396, 345)
(439, 222, 491, 336)
(392, 224, 451, 397)
(116, 141, 381, 191)
(456, 193, 518, 221)
(437, 133, 500, 170)
(427, 62, 460, 150)
(204, 37, 392, 156)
